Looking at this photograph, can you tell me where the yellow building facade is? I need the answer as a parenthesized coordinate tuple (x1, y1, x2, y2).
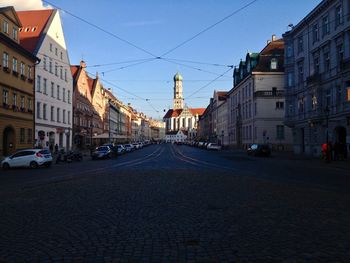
(0, 7, 38, 157)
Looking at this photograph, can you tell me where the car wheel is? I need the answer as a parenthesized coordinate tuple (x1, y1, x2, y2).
(2, 163, 10, 170)
(30, 161, 38, 169)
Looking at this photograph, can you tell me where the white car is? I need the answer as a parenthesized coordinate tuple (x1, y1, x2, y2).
(206, 143, 222, 151)
(1, 149, 53, 170)
(132, 143, 140, 150)
(124, 144, 134, 152)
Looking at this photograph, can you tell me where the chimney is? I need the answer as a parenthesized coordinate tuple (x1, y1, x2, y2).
(80, 60, 86, 68)
(267, 40, 271, 45)
(272, 34, 277, 42)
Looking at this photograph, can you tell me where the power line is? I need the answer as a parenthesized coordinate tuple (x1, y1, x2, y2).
(160, 0, 259, 57)
(86, 58, 154, 68)
(165, 57, 233, 67)
(42, 0, 158, 58)
(101, 58, 158, 74)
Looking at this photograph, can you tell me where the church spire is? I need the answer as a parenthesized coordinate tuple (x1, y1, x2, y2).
(173, 72, 184, 110)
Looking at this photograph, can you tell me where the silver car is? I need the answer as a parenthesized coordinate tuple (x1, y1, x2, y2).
(1, 149, 53, 170)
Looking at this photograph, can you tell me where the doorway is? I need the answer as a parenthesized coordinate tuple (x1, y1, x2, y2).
(3, 126, 16, 156)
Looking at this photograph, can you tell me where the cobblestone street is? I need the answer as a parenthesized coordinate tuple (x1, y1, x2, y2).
(0, 144, 349, 262)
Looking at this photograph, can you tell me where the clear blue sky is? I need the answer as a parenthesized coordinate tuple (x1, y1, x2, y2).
(52, 0, 320, 119)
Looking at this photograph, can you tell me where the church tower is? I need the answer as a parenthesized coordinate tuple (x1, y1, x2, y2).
(173, 72, 184, 110)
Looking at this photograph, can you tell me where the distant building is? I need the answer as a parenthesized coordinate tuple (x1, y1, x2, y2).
(283, 0, 350, 157)
(0, 6, 39, 157)
(227, 35, 292, 150)
(165, 130, 187, 143)
(18, 9, 73, 150)
(163, 72, 205, 139)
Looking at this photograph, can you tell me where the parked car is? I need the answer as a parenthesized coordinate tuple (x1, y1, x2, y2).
(198, 142, 204, 148)
(116, 145, 126, 155)
(1, 149, 52, 170)
(132, 143, 140, 150)
(207, 143, 222, 151)
(92, 146, 112, 160)
(247, 144, 271, 157)
(124, 144, 134, 152)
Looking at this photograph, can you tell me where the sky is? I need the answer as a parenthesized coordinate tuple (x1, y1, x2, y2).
(2, 0, 322, 119)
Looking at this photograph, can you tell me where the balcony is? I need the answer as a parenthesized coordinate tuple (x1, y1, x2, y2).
(306, 73, 321, 86)
(254, 90, 284, 97)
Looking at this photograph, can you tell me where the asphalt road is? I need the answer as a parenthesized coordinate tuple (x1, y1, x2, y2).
(0, 144, 349, 262)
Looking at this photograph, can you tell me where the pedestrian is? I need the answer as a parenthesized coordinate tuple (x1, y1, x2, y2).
(54, 144, 58, 154)
(49, 144, 53, 153)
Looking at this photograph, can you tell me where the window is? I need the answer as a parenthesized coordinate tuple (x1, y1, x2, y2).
(12, 27, 18, 40)
(37, 75, 41, 92)
(322, 15, 329, 36)
(2, 89, 8, 104)
(298, 97, 304, 113)
(347, 86, 350, 101)
(51, 106, 54, 121)
(20, 96, 25, 109)
(312, 94, 318, 110)
(27, 129, 33, 143)
(276, 125, 285, 140)
(313, 55, 320, 74)
(64, 69, 67, 81)
(20, 128, 25, 143)
(27, 65, 32, 79)
(12, 57, 18, 72)
(43, 78, 47, 94)
(49, 59, 52, 73)
(68, 111, 71, 124)
(43, 56, 47, 71)
(67, 90, 71, 103)
(51, 82, 55, 97)
(50, 43, 52, 52)
(62, 88, 66, 102)
(55, 47, 58, 56)
(336, 85, 342, 104)
(312, 23, 319, 43)
(20, 62, 25, 75)
(13, 93, 17, 106)
(60, 52, 63, 60)
(326, 89, 331, 106)
(270, 58, 278, 70)
(55, 63, 58, 76)
(3, 52, 9, 67)
(3, 20, 9, 34)
(297, 35, 303, 53)
(287, 44, 293, 58)
(63, 109, 66, 123)
(28, 98, 32, 111)
(254, 102, 257, 116)
(337, 44, 344, 69)
(57, 85, 60, 100)
(37, 102, 41, 119)
(276, 101, 284, 109)
(60, 66, 63, 79)
(57, 108, 60, 122)
(324, 50, 330, 72)
(335, 5, 343, 27)
(298, 61, 304, 84)
(43, 103, 47, 120)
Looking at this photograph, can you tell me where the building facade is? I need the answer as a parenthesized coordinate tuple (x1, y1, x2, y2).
(283, 0, 350, 157)
(18, 9, 73, 151)
(0, 6, 38, 157)
(228, 36, 293, 150)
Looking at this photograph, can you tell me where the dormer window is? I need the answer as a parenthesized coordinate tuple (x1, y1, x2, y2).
(12, 27, 18, 40)
(270, 58, 278, 70)
(3, 20, 9, 34)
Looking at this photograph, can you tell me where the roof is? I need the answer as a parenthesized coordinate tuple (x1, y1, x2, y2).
(70, 65, 80, 80)
(253, 39, 284, 72)
(163, 108, 206, 119)
(17, 9, 54, 53)
(0, 6, 22, 27)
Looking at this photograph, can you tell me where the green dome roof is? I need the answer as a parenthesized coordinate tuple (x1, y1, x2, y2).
(174, 72, 183, 81)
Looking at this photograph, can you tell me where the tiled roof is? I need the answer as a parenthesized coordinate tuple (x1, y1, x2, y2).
(17, 9, 54, 53)
(189, 108, 206, 116)
(70, 65, 80, 79)
(253, 39, 284, 72)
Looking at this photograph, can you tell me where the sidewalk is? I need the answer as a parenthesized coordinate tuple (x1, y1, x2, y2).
(220, 148, 350, 171)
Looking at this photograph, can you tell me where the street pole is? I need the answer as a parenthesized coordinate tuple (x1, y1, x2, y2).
(108, 100, 111, 144)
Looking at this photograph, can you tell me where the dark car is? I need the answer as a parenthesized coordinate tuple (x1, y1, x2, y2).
(92, 146, 112, 160)
(247, 144, 271, 157)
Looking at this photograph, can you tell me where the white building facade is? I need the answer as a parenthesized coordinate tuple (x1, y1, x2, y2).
(18, 9, 73, 150)
(228, 36, 293, 150)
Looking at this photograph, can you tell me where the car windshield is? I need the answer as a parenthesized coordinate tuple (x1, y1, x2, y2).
(39, 150, 51, 154)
